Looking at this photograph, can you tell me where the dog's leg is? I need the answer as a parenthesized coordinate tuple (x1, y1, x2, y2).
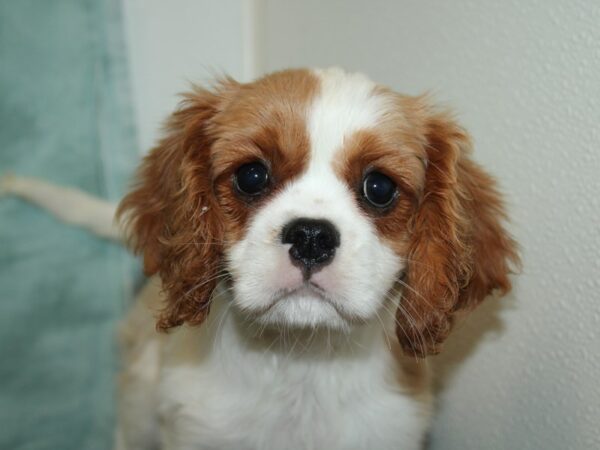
(1, 174, 123, 243)
(116, 277, 164, 450)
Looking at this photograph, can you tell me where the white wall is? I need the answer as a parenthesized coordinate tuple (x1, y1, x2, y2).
(260, 1, 600, 449)
(122, 0, 250, 153)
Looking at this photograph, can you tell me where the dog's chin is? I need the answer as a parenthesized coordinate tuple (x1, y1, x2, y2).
(243, 286, 356, 331)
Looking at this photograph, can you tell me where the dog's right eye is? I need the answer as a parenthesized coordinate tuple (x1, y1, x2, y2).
(234, 162, 270, 196)
(362, 171, 397, 208)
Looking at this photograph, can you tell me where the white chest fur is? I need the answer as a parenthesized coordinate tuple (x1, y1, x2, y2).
(118, 281, 432, 450)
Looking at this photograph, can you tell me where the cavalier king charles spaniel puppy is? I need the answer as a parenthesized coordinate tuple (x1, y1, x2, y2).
(3, 67, 519, 450)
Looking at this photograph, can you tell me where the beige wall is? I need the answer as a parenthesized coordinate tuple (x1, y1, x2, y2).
(122, 0, 248, 153)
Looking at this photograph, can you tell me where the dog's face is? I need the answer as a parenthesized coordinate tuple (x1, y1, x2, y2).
(224, 70, 415, 331)
(119, 68, 519, 357)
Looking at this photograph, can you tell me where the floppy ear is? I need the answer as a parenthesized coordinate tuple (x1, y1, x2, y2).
(396, 111, 520, 357)
(118, 81, 237, 330)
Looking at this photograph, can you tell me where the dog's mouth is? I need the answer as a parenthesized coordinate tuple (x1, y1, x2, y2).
(271, 281, 332, 310)
(286, 281, 327, 298)
(242, 281, 364, 328)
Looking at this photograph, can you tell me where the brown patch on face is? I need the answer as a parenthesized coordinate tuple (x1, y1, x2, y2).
(334, 91, 428, 256)
(117, 69, 319, 331)
(210, 69, 318, 242)
(336, 88, 520, 357)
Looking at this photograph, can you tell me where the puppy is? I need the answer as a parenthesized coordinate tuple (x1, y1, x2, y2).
(4, 67, 519, 450)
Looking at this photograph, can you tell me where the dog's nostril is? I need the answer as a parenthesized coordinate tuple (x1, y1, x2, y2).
(292, 229, 308, 245)
(281, 218, 340, 271)
(317, 232, 334, 249)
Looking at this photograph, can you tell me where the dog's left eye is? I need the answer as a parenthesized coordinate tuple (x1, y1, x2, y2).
(234, 161, 270, 196)
(362, 171, 397, 208)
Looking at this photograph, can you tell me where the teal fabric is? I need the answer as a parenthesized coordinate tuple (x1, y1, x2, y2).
(0, 1, 139, 448)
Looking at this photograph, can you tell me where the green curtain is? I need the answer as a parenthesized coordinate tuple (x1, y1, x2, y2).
(0, 0, 139, 448)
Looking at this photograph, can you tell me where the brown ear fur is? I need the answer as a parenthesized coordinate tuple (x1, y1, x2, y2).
(396, 112, 520, 357)
(117, 81, 237, 330)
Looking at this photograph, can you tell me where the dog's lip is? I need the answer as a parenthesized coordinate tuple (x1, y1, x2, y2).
(245, 281, 330, 318)
(274, 281, 328, 303)
(251, 282, 362, 324)
(292, 281, 327, 297)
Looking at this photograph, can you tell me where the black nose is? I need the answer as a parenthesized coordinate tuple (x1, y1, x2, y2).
(281, 218, 340, 271)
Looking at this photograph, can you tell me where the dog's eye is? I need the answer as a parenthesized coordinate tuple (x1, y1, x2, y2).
(234, 162, 270, 196)
(362, 171, 397, 208)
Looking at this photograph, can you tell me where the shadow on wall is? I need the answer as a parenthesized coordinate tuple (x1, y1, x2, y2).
(432, 291, 518, 393)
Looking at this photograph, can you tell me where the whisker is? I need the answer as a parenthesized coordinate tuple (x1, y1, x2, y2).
(261, 332, 281, 357)
(384, 292, 433, 352)
(181, 271, 231, 299)
(399, 296, 435, 342)
(385, 285, 433, 340)
(212, 300, 233, 351)
(389, 280, 436, 312)
(385, 304, 421, 363)
(373, 309, 392, 351)
(395, 303, 427, 363)
(282, 333, 301, 366)
(380, 297, 426, 363)
(176, 241, 236, 246)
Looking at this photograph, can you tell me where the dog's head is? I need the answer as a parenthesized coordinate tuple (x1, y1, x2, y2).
(118, 68, 519, 357)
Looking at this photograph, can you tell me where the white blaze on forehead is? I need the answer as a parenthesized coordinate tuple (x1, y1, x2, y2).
(308, 68, 389, 170)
